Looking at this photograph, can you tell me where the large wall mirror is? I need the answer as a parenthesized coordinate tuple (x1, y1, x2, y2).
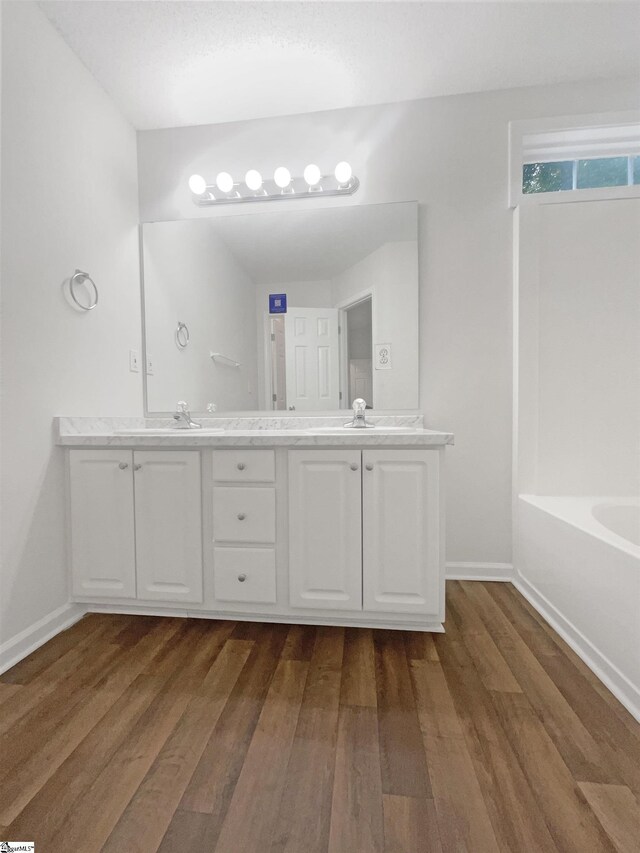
(141, 201, 419, 414)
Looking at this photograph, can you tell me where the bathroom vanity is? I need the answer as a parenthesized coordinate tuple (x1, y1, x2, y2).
(59, 417, 453, 632)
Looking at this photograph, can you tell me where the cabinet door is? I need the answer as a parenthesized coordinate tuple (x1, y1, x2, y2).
(69, 450, 136, 598)
(288, 450, 362, 610)
(362, 449, 441, 616)
(134, 451, 203, 603)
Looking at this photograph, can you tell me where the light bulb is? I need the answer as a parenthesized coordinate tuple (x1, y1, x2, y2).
(303, 164, 321, 186)
(245, 169, 263, 191)
(274, 166, 292, 189)
(334, 161, 352, 185)
(188, 174, 207, 195)
(215, 172, 234, 193)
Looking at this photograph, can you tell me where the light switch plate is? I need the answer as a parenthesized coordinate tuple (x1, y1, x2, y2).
(129, 349, 140, 373)
(375, 343, 392, 370)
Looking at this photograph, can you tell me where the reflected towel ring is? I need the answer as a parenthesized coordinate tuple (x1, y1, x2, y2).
(176, 321, 190, 349)
(70, 269, 99, 311)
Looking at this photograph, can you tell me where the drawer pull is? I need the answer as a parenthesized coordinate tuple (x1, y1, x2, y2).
(350, 463, 359, 471)
(134, 463, 142, 471)
(365, 463, 374, 471)
(237, 513, 246, 521)
(238, 573, 247, 582)
(118, 462, 129, 470)
(237, 462, 246, 471)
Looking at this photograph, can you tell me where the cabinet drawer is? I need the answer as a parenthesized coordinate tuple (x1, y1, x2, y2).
(212, 450, 275, 483)
(213, 487, 275, 543)
(214, 547, 277, 604)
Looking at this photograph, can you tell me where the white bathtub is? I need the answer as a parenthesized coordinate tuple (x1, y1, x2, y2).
(515, 495, 640, 721)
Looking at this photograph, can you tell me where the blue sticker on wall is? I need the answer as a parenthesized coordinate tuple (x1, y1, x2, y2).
(269, 293, 287, 314)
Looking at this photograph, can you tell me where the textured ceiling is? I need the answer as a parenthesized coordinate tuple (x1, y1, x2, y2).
(39, 1, 640, 131)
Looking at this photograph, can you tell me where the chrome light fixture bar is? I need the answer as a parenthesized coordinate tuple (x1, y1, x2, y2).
(188, 162, 359, 206)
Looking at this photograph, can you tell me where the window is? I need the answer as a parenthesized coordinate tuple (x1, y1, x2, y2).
(509, 112, 640, 206)
(523, 155, 639, 194)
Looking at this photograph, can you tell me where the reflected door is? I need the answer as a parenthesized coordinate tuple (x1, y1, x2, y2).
(284, 307, 340, 410)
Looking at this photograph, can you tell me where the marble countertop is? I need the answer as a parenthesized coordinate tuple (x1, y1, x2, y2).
(55, 415, 454, 448)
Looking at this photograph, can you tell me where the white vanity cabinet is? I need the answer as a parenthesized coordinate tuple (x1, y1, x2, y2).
(68, 449, 202, 603)
(64, 430, 448, 631)
(288, 450, 363, 610)
(288, 448, 443, 620)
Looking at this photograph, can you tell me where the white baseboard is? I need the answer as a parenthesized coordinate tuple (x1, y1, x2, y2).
(85, 604, 444, 633)
(446, 562, 513, 582)
(0, 602, 86, 676)
(513, 573, 640, 723)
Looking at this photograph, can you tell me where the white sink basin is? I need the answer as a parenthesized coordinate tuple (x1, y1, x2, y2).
(308, 426, 419, 435)
(114, 428, 226, 436)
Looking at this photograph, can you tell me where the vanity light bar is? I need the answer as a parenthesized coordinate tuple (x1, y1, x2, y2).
(188, 162, 359, 205)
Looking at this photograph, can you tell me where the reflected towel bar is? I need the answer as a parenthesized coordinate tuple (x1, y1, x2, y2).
(210, 351, 242, 368)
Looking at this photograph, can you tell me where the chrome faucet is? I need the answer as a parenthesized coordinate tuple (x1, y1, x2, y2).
(173, 401, 202, 429)
(345, 398, 374, 429)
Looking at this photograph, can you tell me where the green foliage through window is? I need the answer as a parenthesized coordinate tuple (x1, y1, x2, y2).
(522, 162, 573, 194)
(522, 155, 638, 195)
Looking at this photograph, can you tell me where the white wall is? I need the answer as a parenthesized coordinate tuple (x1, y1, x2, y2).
(138, 76, 640, 564)
(518, 198, 640, 496)
(332, 241, 419, 410)
(0, 2, 141, 651)
(143, 220, 258, 412)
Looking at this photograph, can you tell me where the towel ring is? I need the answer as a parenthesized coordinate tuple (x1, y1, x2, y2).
(175, 321, 190, 349)
(70, 269, 99, 311)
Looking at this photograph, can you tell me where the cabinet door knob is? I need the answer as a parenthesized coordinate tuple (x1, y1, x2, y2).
(238, 573, 247, 582)
(237, 513, 246, 521)
(134, 463, 142, 471)
(350, 463, 359, 471)
(118, 462, 129, 470)
(365, 463, 374, 471)
(237, 462, 246, 471)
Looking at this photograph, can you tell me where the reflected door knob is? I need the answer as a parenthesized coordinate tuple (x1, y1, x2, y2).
(365, 464, 374, 471)
(237, 463, 246, 471)
(350, 463, 358, 471)
(238, 573, 247, 583)
(118, 462, 129, 470)
(134, 463, 142, 471)
(237, 513, 246, 521)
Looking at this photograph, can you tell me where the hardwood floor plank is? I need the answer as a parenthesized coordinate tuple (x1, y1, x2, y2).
(340, 627, 377, 707)
(435, 609, 559, 853)
(6, 673, 164, 847)
(214, 658, 309, 852)
(178, 623, 288, 819)
(447, 583, 522, 694)
(383, 794, 443, 853)
(463, 581, 618, 785)
(328, 704, 384, 853)
(2, 589, 639, 852)
(0, 613, 113, 685)
(409, 658, 500, 852)
(578, 783, 640, 853)
(492, 691, 617, 853)
(281, 623, 317, 661)
(0, 682, 23, 706)
(49, 679, 191, 853)
(102, 639, 253, 853)
(403, 630, 440, 662)
(46, 620, 229, 852)
(271, 626, 344, 853)
(374, 629, 432, 798)
(489, 584, 640, 794)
